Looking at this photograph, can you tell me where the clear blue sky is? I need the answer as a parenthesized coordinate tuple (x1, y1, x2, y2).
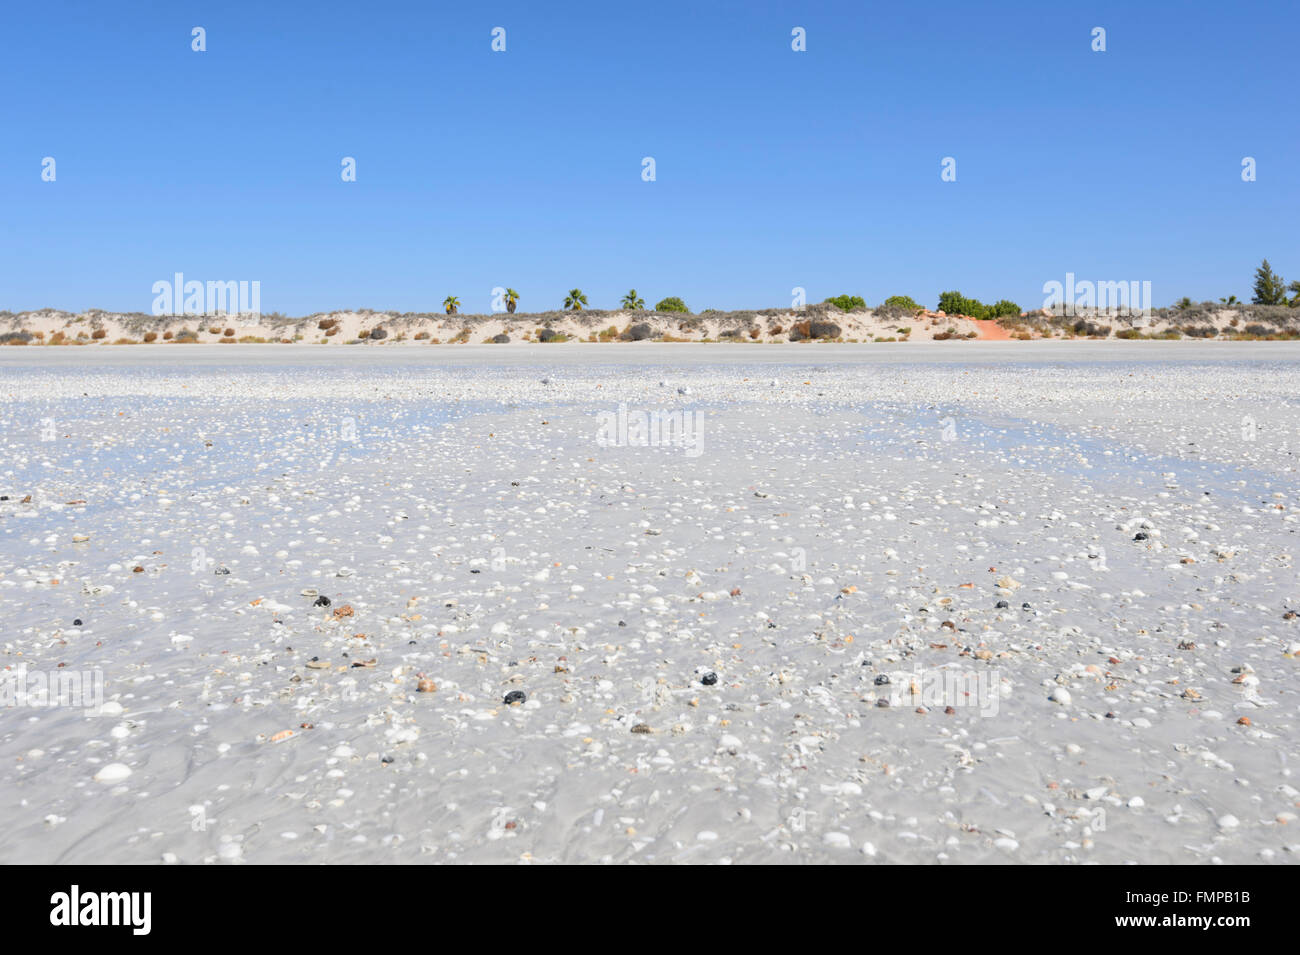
(2, 0, 1295, 315)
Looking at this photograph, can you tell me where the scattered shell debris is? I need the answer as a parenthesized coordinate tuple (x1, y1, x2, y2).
(0, 347, 1297, 864)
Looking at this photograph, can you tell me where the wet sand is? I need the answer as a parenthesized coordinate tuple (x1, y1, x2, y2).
(1, 346, 1297, 864)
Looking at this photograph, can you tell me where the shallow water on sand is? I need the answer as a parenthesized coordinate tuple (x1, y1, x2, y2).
(2, 351, 1298, 864)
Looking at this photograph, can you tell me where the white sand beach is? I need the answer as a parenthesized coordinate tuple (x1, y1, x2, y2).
(1, 344, 1297, 864)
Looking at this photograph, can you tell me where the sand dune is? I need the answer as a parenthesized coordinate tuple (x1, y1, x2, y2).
(4, 302, 1298, 348)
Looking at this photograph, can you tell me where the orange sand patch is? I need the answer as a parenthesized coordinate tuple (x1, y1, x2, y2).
(969, 319, 1012, 341)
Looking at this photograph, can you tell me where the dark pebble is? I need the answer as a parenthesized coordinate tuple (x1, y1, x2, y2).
(874, 674, 890, 685)
(73, 618, 83, 627)
(503, 690, 527, 705)
(313, 595, 331, 607)
(995, 600, 1009, 609)
(1133, 532, 1149, 541)
(700, 672, 718, 686)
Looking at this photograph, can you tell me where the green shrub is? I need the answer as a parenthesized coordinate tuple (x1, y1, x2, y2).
(937, 291, 987, 319)
(655, 297, 690, 313)
(824, 294, 867, 312)
(934, 293, 1019, 320)
(882, 295, 923, 313)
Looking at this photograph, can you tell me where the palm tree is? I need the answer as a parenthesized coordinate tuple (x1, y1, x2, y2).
(505, 288, 519, 313)
(563, 288, 588, 311)
(1219, 295, 1239, 304)
(621, 289, 645, 310)
(443, 296, 460, 315)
